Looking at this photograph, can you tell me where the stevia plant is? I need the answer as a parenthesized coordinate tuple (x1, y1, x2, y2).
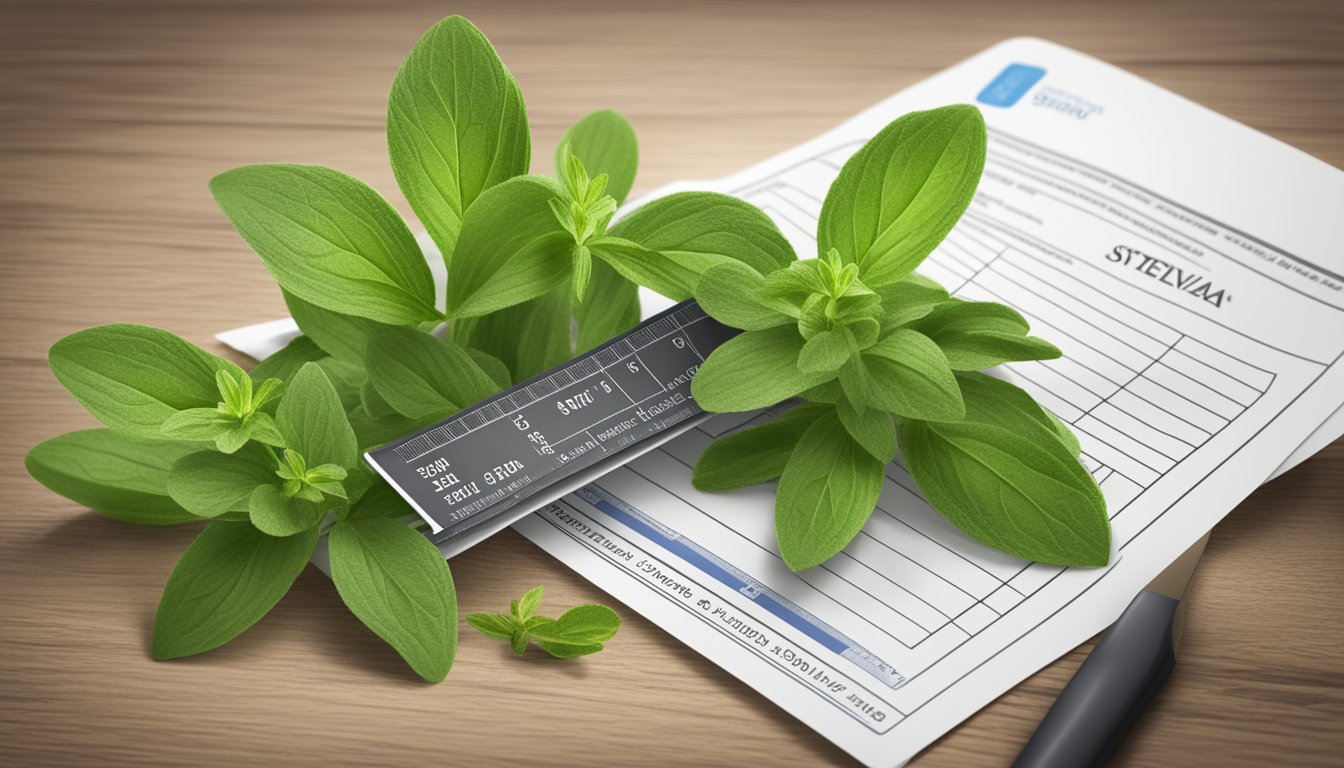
(687, 105, 1111, 571)
(24, 14, 1109, 686)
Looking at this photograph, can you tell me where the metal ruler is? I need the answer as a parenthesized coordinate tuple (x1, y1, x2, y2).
(365, 300, 740, 555)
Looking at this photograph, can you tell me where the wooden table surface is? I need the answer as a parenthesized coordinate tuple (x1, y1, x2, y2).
(2, 1, 1341, 765)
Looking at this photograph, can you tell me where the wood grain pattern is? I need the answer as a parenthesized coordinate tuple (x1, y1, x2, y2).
(2, 1, 1341, 765)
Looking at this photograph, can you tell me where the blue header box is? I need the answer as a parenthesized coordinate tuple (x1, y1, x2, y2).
(977, 63, 1046, 108)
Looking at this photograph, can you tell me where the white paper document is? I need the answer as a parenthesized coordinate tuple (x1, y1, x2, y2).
(219, 38, 1344, 767)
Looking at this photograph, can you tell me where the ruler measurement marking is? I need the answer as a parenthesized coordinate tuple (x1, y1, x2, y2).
(399, 315, 699, 463)
(370, 300, 738, 542)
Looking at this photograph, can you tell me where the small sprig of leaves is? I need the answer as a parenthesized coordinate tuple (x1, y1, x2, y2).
(689, 105, 1111, 571)
(467, 586, 622, 658)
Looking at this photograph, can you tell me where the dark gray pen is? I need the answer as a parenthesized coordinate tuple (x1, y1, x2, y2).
(1013, 533, 1210, 768)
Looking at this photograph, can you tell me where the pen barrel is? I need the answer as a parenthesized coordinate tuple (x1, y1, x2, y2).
(1013, 590, 1179, 768)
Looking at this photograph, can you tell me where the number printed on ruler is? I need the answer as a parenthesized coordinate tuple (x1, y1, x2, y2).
(365, 301, 740, 540)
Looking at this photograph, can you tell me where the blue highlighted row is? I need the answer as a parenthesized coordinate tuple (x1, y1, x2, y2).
(577, 485, 905, 688)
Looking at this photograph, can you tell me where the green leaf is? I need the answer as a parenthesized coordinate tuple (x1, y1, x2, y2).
(248, 335, 327, 385)
(527, 604, 621, 658)
(861, 328, 964, 420)
(248, 484, 327, 537)
(817, 105, 987, 287)
(445, 175, 573, 318)
(516, 585, 544, 621)
(152, 522, 317, 659)
(465, 612, 517, 639)
(691, 326, 825, 412)
(328, 517, 458, 682)
(211, 164, 439, 325)
(454, 285, 573, 381)
(284, 291, 399, 366)
(774, 412, 885, 571)
(25, 429, 198, 525)
(276, 363, 358, 470)
(365, 327, 499, 422)
(159, 408, 237, 444)
(907, 301, 1060, 370)
(610, 191, 796, 279)
(797, 327, 855, 374)
(691, 404, 829, 491)
(900, 418, 1110, 566)
(877, 277, 950, 328)
(557, 110, 639, 205)
(836, 399, 898, 464)
(465, 347, 514, 390)
(48, 324, 245, 439)
(166, 445, 277, 518)
(388, 15, 530, 263)
(589, 236, 701, 300)
(694, 261, 792, 331)
(575, 258, 640, 353)
(348, 406, 423, 453)
(344, 479, 414, 521)
(955, 372, 1094, 498)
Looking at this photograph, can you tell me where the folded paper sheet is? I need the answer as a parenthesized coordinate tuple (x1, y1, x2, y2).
(220, 38, 1344, 767)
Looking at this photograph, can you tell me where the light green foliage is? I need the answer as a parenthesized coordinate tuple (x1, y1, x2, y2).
(210, 164, 439, 325)
(48, 324, 246, 438)
(160, 370, 285, 453)
(690, 104, 1109, 570)
(817, 104, 987, 287)
(28, 16, 637, 683)
(153, 522, 318, 659)
(329, 518, 459, 682)
(557, 110, 639, 205)
(466, 586, 621, 658)
(773, 412, 885, 571)
(29, 17, 1083, 686)
(25, 430, 198, 525)
(388, 15, 530, 264)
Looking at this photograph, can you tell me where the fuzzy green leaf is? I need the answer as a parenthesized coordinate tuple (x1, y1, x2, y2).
(691, 404, 830, 491)
(366, 327, 499, 422)
(211, 164, 439, 325)
(836, 399, 898, 464)
(609, 191, 796, 284)
(248, 484, 327, 536)
(575, 258, 641, 353)
(877, 277, 950, 328)
(774, 412, 885, 571)
(465, 347, 514, 390)
(465, 612, 517, 639)
(49, 324, 245, 439)
(900, 418, 1110, 566)
(445, 175, 573, 318)
(343, 479, 414, 521)
(589, 236, 702, 300)
(454, 285, 574, 382)
(515, 585, 544, 621)
(248, 335, 327, 385)
(691, 326, 826, 412)
(861, 329, 964, 420)
(955, 372, 1096, 505)
(276, 363, 358, 470)
(695, 261, 793, 331)
(387, 15, 530, 263)
(284, 291, 399, 366)
(527, 604, 621, 658)
(908, 301, 1060, 370)
(167, 444, 277, 518)
(25, 429, 198, 525)
(328, 517, 459, 682)
(558, 109, 638, 205)
(797, 327, 855, 374)
(152, 522, 317, 659)
(818, 105, 986, 287)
